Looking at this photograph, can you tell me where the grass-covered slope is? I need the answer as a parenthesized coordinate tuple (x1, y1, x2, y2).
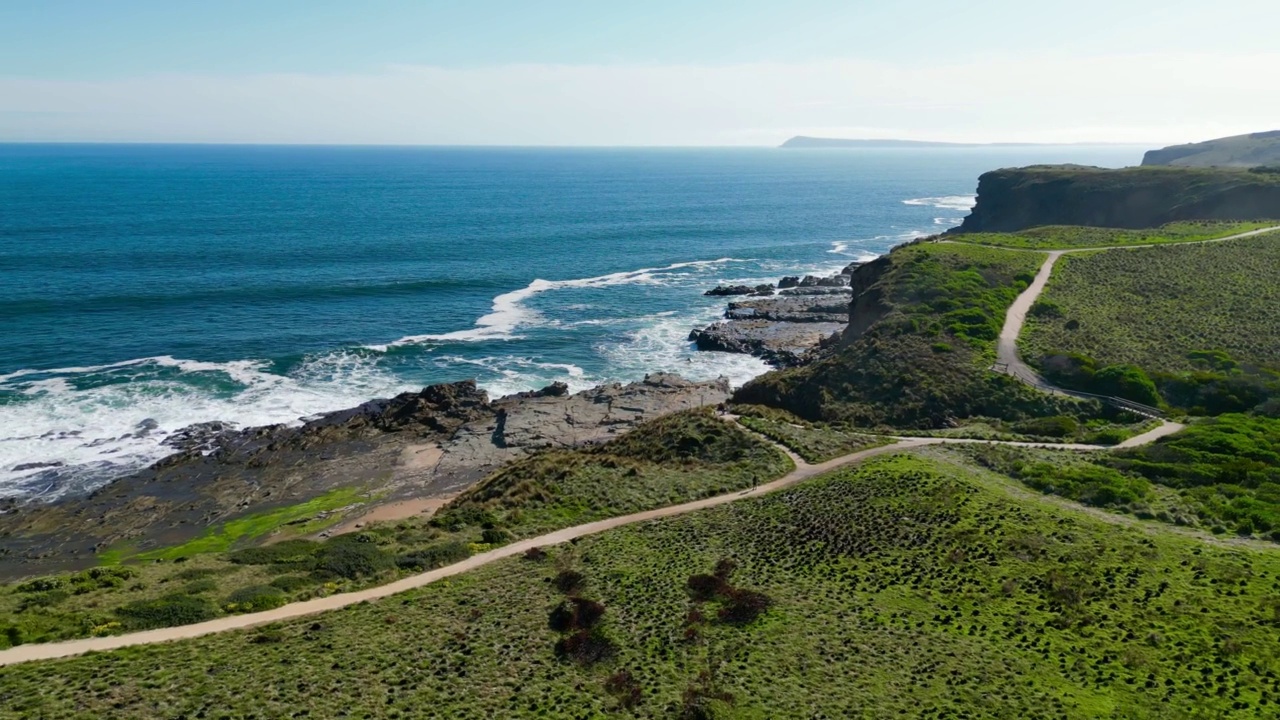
(964, 414, 1280, 540)
(4, 455, 1279, 719)
(730, 404, 891, 462)
(1143, 130, 1280, 168)
(956, 220, 1273, 250)
(957, 165, 1280, 233)
(0, 410, 789, 648)
(737, 241, 1084, 427)
(1023, 233, 1280, 414)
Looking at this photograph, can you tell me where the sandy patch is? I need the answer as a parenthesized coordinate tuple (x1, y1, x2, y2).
(323, 496, 456, 537)
(400, 443, 444, 471)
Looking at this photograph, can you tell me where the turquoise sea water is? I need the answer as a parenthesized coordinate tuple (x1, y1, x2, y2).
(0, 144, 1142, 497)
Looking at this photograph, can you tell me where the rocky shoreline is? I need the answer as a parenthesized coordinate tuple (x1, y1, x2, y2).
(1, 259, 862, 580)
(689, 263, 860, 367)
(0, 373, 728, 579)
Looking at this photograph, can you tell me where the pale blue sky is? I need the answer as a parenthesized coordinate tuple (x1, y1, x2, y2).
(1, 0, 1275, 144)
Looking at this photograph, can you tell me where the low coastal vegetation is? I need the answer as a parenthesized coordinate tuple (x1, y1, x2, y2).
(737, 241, 1090, 426)
(956, 220, 1273, 250)
(0, 410, 789, 647)
(730, 404, 892, 462)
(1023, 233, 1280, 413)
(962, 414, 1280, 540)
(96, 486, 371, 565)
(902, 414, 1159, 445)
(4, 455, 1279, 718)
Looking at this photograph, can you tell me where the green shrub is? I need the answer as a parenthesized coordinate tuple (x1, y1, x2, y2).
(225, 585, 287, 613)
(311, 538, 394, 580)
(554, 628, 616, 666)
(480, 528, 513, 545)
(268, 575, 316, 593)
(18, 589, 70, 611)
(1015, 462, 1149, 508)
(1029, 299, 1063, 318)
(1011, 415, 1080, 438)
(115, 595, 217, 630)
(227, 539, 319, 567)
(15, 577, 64, 593)
(1084, 428, 1129, 445)
(1092, 365, 1161, 406)
(429, 506, 498, 532)
(394, 541, 472, 571)
(718, 588, 773, 625)
(181, 579, 219, 594)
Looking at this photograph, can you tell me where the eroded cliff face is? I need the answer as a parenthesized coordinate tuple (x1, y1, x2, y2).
(842, 255, 892, 342)
(955, 166, 1280, 233)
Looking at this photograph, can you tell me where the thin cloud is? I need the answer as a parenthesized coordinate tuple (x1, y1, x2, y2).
(1, 53, 1276, 145)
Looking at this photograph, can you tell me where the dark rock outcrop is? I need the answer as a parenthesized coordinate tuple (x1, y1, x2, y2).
(779, 287, 853, 296)
(689, 321, 845, 368)
(798, 274, 850, 288)
(955, 165, 1280, 233)
(704, 284, 775, 297)
(705, 285, 755, 297)
(726, 296, 850, 323)
(0, 375, 728, 580)
(692, 265, 871, 367)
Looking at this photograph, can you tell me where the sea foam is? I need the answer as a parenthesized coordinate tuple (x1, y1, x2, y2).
(368, 258, 744, 350)
(902, 195, 977, 212)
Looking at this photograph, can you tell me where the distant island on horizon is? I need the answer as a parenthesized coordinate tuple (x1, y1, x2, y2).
(779, 135, 1138, 149)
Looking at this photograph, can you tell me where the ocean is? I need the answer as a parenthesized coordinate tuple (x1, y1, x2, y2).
(0, 144, 1143, 499)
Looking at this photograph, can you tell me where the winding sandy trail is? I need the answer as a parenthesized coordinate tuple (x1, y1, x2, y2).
(997, 249, 1064, 385)
(973, 224, 1280, 402)
(4, 227, 1275, 668)
(0, 420, 1187, 667)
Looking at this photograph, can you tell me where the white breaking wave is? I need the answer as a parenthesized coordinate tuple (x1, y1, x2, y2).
(368, 258, 744, 350)
(902, 195, 977, 212)
(828, 241, 849, 254)
(433, 355, 594, 399)
(598, 308, 770, 391)
(0, 352, 414, 499)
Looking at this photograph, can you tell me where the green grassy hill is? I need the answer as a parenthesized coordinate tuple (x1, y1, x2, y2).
(4, 454, 1278, 719)
(1022, 232, 1280, 414)
(736, 241, 1087, 427)
(961, 412, 1280, 540)
(1143, 131, 1280, 168)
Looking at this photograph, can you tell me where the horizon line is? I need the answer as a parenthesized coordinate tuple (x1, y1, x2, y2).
(0, 140, 1157, 149)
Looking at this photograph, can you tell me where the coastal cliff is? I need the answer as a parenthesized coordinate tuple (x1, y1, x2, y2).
(955, 165, 1280, 232)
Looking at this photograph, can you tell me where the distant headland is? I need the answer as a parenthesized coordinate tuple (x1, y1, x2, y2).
(1141, 130, 1280, 168)
(779, 136, 1090, 149)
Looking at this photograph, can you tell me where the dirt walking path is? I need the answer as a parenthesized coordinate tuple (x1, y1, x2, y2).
(0, 417, 1193, 668)
(0, 438, 923, 667)
(997, 250, 1063, 383)
(971, 224, 1280, 400)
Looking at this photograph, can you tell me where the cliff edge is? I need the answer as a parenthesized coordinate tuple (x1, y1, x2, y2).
(955, 165, 1280, 233)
